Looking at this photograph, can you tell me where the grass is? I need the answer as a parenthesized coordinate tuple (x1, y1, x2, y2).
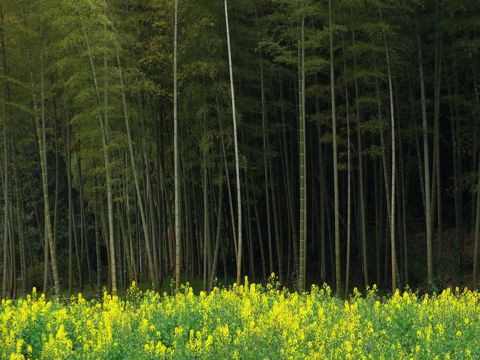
(1, 277, 479, 359)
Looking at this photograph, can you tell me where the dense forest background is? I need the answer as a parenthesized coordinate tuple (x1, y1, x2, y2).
(0, 0, 479, 298)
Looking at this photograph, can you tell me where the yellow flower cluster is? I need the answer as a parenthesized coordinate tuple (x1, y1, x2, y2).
(0, 281, 479, 359)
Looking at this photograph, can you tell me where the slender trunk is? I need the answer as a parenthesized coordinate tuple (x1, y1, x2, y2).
(375, 71, 391, 223)
(125, 171, 138, 282)
(35, 29, 61, 296)
(215, 96, 238, 262)
(94, 201, 102, 289)
(225, 0, 243, 285)
(77, 156, 91, 287)
(296, 0, 307, 292)
(474, 153, 480, 289)
(318, 126, 326, 282)
(380, 10, 397, 293)
(270, 161, 283, 282)
(246, 174, 255, 280)
(72, 186, 82, 290)
(253, 201, 267, 280)
(209, 181, 223, 291)
(13, 161, 27, 294)
(417, 24, 433, 286)
(343, 46, 352, 297)
(174, 0, 181, 290)
(279, 77, 294, 283)
(409, 79, 426, 211)
(202, 147, 209, 291)
(66, 123, 73, 294)
(259, 46, 273, 276)
(472, 57, 480, 289)
(400, 131, 409, 285)
(470, 55, 479, 232)
(52, 104, 61, 286)
(1, 103, 8, 299)
(374, 160, 382, 286)
(0, 10, 9, 298)
(433, 3, 442, 266)
(451, 58, 464, 266)
(352, 30, 368, 288)
(329, 0, 341, 294)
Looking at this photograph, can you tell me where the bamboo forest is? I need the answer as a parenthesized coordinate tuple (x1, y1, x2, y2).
(1, 0, 480, 358)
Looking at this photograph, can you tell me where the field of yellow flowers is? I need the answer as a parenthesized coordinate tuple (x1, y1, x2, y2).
(1, 278, 479, 359)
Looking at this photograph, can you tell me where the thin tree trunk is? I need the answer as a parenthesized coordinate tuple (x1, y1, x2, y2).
(270, 161, 283, 282)
(472, 57, 480, 289)
(474, 152, 480, 289)
(279, 76, 294, 283)
(259, 46, 273, 276)
(225, 0, 243, 286)
(433, 3, 443, 267)
(329, 0, 341, 294)
(253, 201, 267, 280)
(34, 28, 61, 296)
(296, 0, 307, 292)
(66, 123, 74, 294)
(380, 9, 397, 293)
(215, 96, 238, 261)
(343, 45, 352, 297)
(71, 187, 82, 290)
(398, 125, 409, 285)
(352, 30, 368, 288)
(13, 161, 27, 294)
(417, 24, 433, 287)
(94, 200, 102, 289)
(209, 181, 223, 291)
(174, 0, 181, 290)
(0, 9, 9, 298)
(202, 146, 209, 291)
(52, 103, 61, 288)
